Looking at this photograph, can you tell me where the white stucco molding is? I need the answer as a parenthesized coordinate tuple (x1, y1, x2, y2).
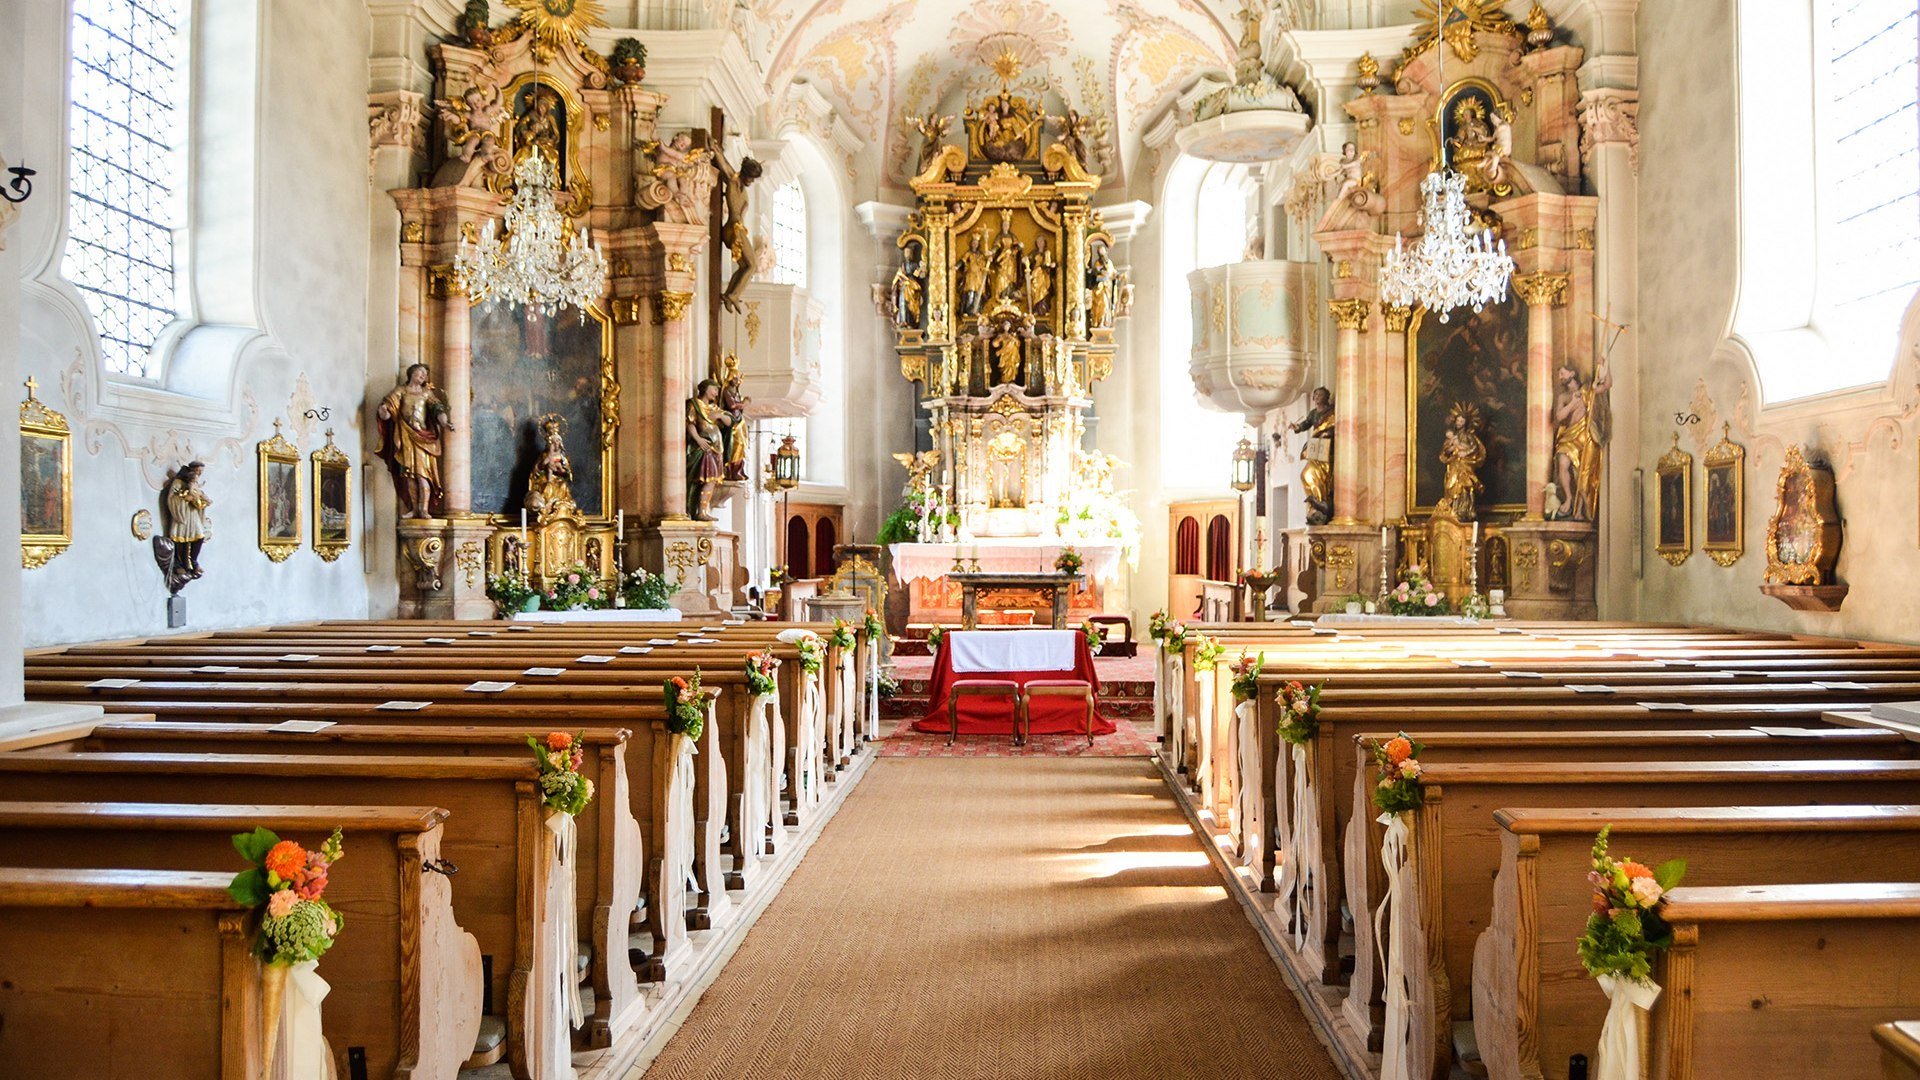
(854, 202, 913, 245)
(1096, 201, 1155, 244)
(1274, 24, 1418, 134)
(772, 81, 863, 166)
(619, 29, 768, 134)
(367, 0, 462, 95)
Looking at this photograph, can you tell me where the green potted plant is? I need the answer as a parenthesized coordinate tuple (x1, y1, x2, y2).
(609, 38, 647, 84)
(456, 0, 493, 47)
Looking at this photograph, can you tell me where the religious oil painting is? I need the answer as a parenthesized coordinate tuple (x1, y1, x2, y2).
(21, 433, 66, 539)
(470, 303, 609, 519)
(311, 434, 352, 563)
(1655, 434, 1692, 566)
(257, 424, 302, 563)
(1410, 290, 1528, 513)
(1703, 426, 1745, 566)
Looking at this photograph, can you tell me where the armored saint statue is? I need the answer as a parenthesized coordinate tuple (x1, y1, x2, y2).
(525, 414, 579, 518)
(957, 232, 989, 317)
(1550, 359, 1613, 521)
(1290, 386, 1335, 525)
(989, 228, 1024, 305)
(1438, 403, 1487, 521)
(686, 379, 729, 521)
(1085, 242, 1117, 330)
(376, 363, 452, 519)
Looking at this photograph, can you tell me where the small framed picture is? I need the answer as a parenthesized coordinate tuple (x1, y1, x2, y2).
(258, 421, 302, 563)
(311, 431, 351, 563)
(1703, 425, 1745, 567)
(1655, 432, 1693, 566)
(19, 379, 72, 570)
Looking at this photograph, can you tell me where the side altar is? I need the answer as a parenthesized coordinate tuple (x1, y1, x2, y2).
(882, 51, 1140, 628)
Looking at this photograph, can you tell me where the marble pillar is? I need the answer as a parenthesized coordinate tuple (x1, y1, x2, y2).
(1581, 87, 1641, 618)
(654, 222, 706, 520)
(1327, 298, 1371, 525)
(440, 288, 473, 516)
(1380, 303, 1414, 523)
(1513, 272, 1568, 519)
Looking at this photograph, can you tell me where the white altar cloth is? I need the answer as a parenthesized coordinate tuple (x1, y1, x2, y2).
(513, 609, 684, 623)
(949, 629, 1077, 673)
(890, 540, 1122, 585)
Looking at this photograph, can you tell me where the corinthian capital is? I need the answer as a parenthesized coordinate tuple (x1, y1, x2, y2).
(1513, 271, 1570, 307)
(1327, 298, 1372, 331)
(1578, 88, 1640, 175)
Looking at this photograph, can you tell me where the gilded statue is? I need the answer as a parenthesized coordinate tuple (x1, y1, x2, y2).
(989, 227, 1024, 304)
(720, 353, 751, 481)
(1550, 359, 1613, 521)
(891, 240, 926, 330)
(434, 80, 508, 188)
(957, 232, 989, 317)
(967, 86, 1042, 163)
(714, 151, 765, 313)
(907, 112, 953, 174)
(376, 363, 452, 520)
(1051, 109, 1096, 170)
(640, 131, 715, 224)
(515, 85, 564, 174)
(992, 333, 1023, 387)
(1085, 242, 1117, 330)
(524, 414, 579, 519)
(686, 378, 730, 521)
(155, 460, 210, 593)
(1290, 386, 1335, 525)
(1023, 235, 1057, 317)
(1438, 403, 1486, 521)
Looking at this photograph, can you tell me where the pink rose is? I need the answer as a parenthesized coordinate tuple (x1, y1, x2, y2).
(568, 573, 581, 585)
(1399, 759, 1422, 778)
(1628, 876, 1664, 907)
(587, 587, 601, 600)
(268, 889, 300, 920)
(1425, 593, 1438, 606)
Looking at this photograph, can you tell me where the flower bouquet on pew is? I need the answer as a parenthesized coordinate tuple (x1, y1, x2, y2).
(925, 625, 945, 654)
(1579, 825, 1686, 1079)
(666, 669, 717, 742)
(1053, 547, 1084, 575)
(228, 826, 345, 1076)
(527, 731, 595, 816)
(1385, 564, 1449, 616)
(1148, 609, 1169, 644)
(1366, 733, 1425, 813)
(744, 651, 779, 697)
(1229, 653, 1264, 702)
(1192, 634, 1225, 671)
(863, 607, 886, 642)
(1164, 619, 1190, 652)
(794, 634, 825, 674)
(1275, 679, 1323, 745)
(1081, 619, 1107, 657)
(827, 618, 857, 651)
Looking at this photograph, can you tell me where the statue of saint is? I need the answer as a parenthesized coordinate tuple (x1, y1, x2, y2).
(891, 241, 926, 329)
(686, 379, 728, 521)
(641, 131, 714, 224)
(1052, 109, 1095, 170)
(1232, 2, 1265, 85)
(1024, 235, 1057, 317)
(720, 353, 751, 481)
(989, 229, 1023, 304)
(1438, 403, 1486, 521)
(524, 414, 578, 518)
(907, 112, 952, 174)
(515, 85, 564, 174)
(992, 333, 1023, 387)
(1086, 242, 1117, 329)
(156, 460, 211, 592)
(1289, 386, 1335, 525)
(957, 232, 989, 317)
(376, 363, 452, 520)
(713, 151, 764, 312)
(1550, 359, 1613, 521)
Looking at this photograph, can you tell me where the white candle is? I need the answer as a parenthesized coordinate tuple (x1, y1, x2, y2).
(616, 508, 624, 542)
(1472, 521, 1480, 548)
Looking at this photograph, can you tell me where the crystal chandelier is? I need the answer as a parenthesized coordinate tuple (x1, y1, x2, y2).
(1379, 168, 1512, 322)
(455, 149, 608, 317)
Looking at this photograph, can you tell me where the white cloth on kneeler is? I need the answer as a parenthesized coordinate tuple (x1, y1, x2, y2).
(948, 629, 1077, 673)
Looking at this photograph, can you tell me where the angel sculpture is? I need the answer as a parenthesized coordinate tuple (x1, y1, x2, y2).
(434, 80, 509, 188)
(1052, 109, 1096, 170)
(908, 112, 953, 174)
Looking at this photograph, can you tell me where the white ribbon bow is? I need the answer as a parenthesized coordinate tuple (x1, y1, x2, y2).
(542, 810, 584, 1080)
(1375, 810, 1416, 1080)
(1595, 974, 1662, 1080)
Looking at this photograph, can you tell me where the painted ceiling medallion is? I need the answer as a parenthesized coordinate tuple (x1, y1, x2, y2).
(505, 0, 608, 51)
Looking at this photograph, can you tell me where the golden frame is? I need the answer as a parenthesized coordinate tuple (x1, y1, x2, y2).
(310, 430, 352, 563)
(19, 378, 72, 570)
(1427, 77, 1516, 176)
(477, 301, 618, 527)
(1654, 432, 1693, 566)
(1764, 444, 1842, 585)
(502, 71, 589, 208)
(257, 420, 303, 563)
(1702, 424, 1745, 567)
(1404, 306, 1528, 517)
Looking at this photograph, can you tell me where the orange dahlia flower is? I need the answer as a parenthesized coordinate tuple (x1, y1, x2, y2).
(1619, 860, 1654, 880)
(1384, 737, 1412, 764)
(265, 840, 308, 884)
(546, 732, 573, 752)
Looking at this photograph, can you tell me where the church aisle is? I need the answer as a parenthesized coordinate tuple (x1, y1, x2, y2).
(635, 757, 1343, 1080)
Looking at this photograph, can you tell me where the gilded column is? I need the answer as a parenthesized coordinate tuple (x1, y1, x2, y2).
(1327, 298, 1371, 525)
(1513, 271, 1569, 519)
(1380, 303, 1414, 523)
(440, 283, 473, 516)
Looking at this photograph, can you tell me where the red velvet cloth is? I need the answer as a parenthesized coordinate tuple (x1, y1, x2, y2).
(911, 635, 1117, 736)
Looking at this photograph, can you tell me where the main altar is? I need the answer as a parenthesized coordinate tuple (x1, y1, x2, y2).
(882, 51, 1138, 628)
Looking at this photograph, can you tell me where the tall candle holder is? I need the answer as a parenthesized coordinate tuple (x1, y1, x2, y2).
(1378, 524, 1396, 601)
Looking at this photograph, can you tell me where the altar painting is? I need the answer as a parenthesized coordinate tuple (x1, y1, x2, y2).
(1410, 291, 1527, 512)
(470, 303, 609, 518)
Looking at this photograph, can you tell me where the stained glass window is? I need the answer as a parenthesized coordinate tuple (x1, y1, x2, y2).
(64, 0, 187, 379)
(765, 180, 807, 287)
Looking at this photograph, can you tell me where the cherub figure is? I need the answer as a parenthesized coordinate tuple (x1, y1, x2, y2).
(434, 79, 508, 187)
(907, 112, 953, 174)
(1052, 109, 1096, 169)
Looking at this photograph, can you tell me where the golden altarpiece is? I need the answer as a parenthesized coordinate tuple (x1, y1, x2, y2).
(382, 8, 742, 617)
(1287, 7, 1606, 618)
(886, 56, 1127, 625)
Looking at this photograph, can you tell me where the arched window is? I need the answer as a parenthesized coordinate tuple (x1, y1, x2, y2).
(1204, 515, 1233, 582)
(1195, 162, 1255, 270)
(64, 0, 188, 380)
(765, 180, 808, 287)
(1174, 516, 1201, 575)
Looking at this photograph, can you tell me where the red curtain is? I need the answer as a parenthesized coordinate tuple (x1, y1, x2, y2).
(1174, 516, 1200, 575)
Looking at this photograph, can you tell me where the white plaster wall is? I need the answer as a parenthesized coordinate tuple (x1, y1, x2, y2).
(1635, 0, 1920, 644)
(1, 0, 28, 699)
(14, 1, 376, 647)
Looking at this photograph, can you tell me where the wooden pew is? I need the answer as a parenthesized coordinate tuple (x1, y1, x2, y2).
(0, 867, 265, 1080)
(1651, 882, 1920, 1080)
(1471, 805, 1920, 1080)
(0, 751, 561, 1080)
(0, 801, 484, 1079)
(1875, 1021, 1920, 1080)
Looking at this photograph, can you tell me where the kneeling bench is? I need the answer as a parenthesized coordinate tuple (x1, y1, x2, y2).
(948, 680, 1023, 746)
(1024, 679, 1096, 747)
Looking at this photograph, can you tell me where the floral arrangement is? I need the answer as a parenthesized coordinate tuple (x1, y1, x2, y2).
(1367, 733, 1426, 814)
(925, 625, 945, 652)
(1192, 634, 1225, 671)
(228, 827, 345, 965)
(1081, 619, 1107, 656)
(1148, 609, 1169, 643)
(877, 671, 901, 699)
(863, 608, 886, 641)
(1239, 567, 1283, 589)
(1054, 547, 1085, 575)
(527, 731, 595, 816)
(794, 634, 824, 674)
(1165, 619, 1191, 652)
(1578, 826, 1686, 983)
(743, 651, 779, 696)
(1385, 565, 1449, 617)
(1275, 679, 1323, 745)
(544, 565, 608, 611)
(1458, 591, 1492, 620)
(1229, 653, 1265, 702)
(622, 567, 674, 610)
(487, 572, 535, 617)
(827, 618, 856, 651)
(665, 670, 716, 741)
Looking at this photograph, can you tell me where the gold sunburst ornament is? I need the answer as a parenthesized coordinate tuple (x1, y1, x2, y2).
(989, 47, 1025, 88)
(505, 0, 607, 52)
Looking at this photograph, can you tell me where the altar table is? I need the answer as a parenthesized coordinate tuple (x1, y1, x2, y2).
(512, 608, 684, 623)
(888, 540, 1123, 585)
(911, 630, 1117, 737)
(951, 571, 1083, 630)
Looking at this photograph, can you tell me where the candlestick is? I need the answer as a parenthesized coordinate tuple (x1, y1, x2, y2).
(520, 509, 530, 587)
(1379, 524, 1393, 600)
(616, 509, 624, 542)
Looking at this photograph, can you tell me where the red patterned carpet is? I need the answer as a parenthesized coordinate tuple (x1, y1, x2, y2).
(877, 716, 1157, 759)
(882, 651, 1158, 725)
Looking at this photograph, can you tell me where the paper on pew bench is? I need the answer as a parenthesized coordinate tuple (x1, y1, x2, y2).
(425, 637, 457, 645)
(1753, 725, 1827, 737)
(576, 655, 614, 664)
(366, 644, 402, 653)
(524, 667, 566, 677)
(1870, 701, 1920, 724)
(1503, 671, 1545, 679)
(88, 678, 138, 689)
(1567, 683, 1617, 694)
(1639, 702, 1695, 712)
(268, 720, 336, 733)
(377, 700, 431, 711)
(618, 646, 652, 655)
(465, 681, 515, 693)
(279, 654, 319, 663)
(195, 665, 240, 674)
